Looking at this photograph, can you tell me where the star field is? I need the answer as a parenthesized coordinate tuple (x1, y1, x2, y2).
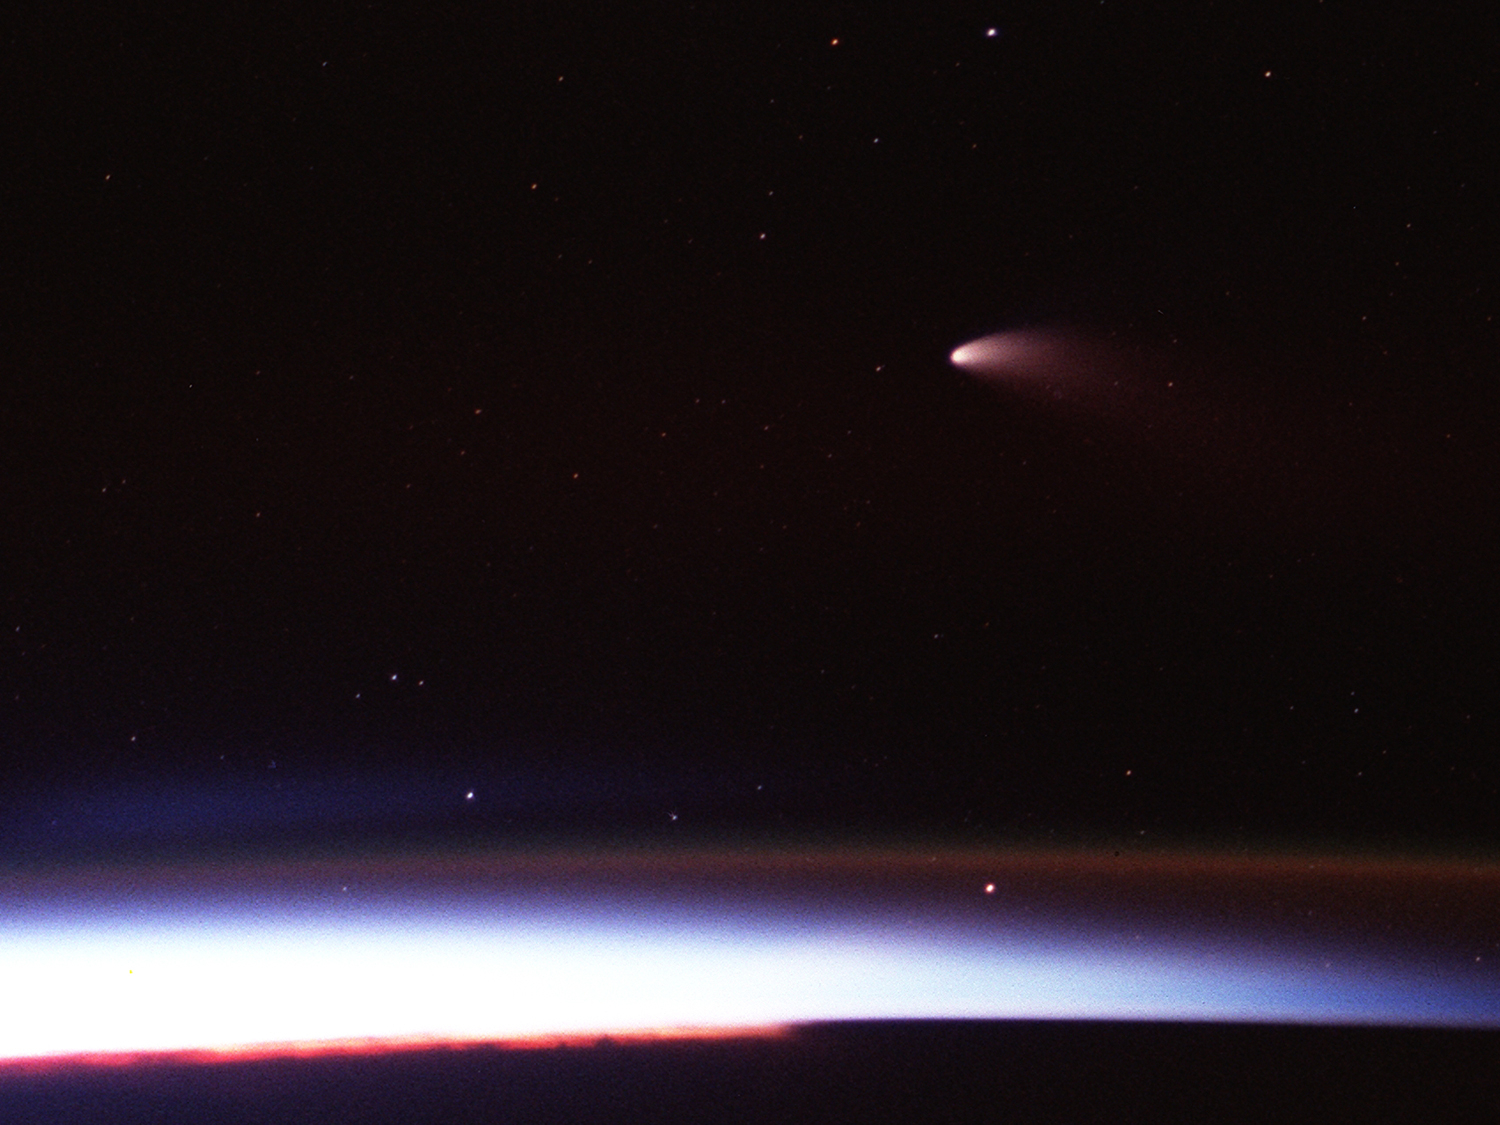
(2, 1, 1497, 857)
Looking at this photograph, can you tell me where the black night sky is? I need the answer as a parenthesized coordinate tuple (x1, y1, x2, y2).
(5, 2, 1498, 860)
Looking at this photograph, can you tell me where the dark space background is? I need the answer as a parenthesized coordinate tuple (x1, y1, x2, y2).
(5, 0, 1496, 855)
(2, 1, 1497, 1118)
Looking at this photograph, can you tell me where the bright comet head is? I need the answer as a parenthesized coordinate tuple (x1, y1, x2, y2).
(949, 331, 1058, 377)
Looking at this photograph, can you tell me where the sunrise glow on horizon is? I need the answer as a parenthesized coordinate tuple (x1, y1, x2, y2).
(3, 848, 1497, 1068)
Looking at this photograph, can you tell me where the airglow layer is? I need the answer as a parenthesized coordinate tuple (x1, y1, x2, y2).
(1, 849, 1496, 1067)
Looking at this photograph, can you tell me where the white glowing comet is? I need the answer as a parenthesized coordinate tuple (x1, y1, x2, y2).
(946, 330, 1147, 420)
(949, 331, 1059, 375)
(947, 328, 1245, 457)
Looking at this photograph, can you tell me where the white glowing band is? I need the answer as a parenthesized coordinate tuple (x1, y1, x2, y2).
(2, 902, 1494, 1063)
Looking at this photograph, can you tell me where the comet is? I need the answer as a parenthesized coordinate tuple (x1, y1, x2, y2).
(948, 330, 1168, 422)
(949, 332, 1058, 376)
(945, 327, 1354, 498)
